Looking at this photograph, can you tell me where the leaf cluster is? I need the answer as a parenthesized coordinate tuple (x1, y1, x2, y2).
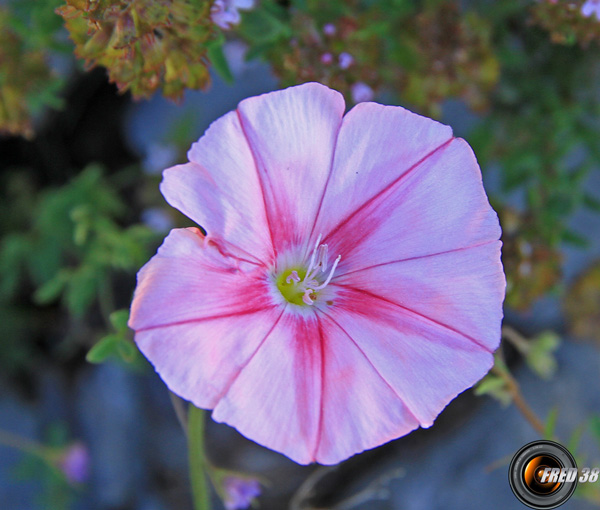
(56, 0, 216, 100)
(1, 166, 155, 318)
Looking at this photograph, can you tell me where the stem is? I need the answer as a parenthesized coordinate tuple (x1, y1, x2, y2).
(492, 363, 546, 437)
(502, 325, 531, 355)
(169, 391, 188, 437)
(0, 428, 47, 457)
(188, 405, 211, 510)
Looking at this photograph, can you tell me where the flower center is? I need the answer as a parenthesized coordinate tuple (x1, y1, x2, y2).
(275, 235, 341, 306)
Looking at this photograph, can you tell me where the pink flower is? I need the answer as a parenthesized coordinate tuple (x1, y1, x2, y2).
(129, 83, 505, 465)
(211, 0, 255, 30)
(351, 82, 375, 103)
(581, 0, 600, 20)
(223, 476, 261, 510)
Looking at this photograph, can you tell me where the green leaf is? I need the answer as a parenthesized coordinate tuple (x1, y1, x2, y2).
(116, 340, 139, 363)
(590, 415, 600, 446)
(525, 331, 560, 380)
(567, 423, 586, 457)
(207, 37, 234, 84)
(560, 229, 589, 248)
(109, 309, 130, 334)
(474, 374, 512, 406)
(65, 265, 99, 317)
(239, 8, 289, 45)
(583, 194, 600, 212)
(86, 334, 120, 364)
(33, 270, 70, 305)
(544, 407, 558, 440)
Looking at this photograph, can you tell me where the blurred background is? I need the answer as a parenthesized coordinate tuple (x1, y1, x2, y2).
(1, 0, 600, 509)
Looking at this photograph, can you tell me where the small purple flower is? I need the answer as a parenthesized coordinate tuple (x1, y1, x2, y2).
(323, 23, 336, 36)
(320, 52, 334, 65)
(351, 82, 375, 103)
(211, 0, 255, 30)
(59, 442, 90, 484)
(338, 52, 354, 70)
(581, 0, 600, 20)
(223, 476, 261, 510)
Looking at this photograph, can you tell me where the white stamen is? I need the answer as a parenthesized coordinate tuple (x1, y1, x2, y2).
(279, 235, 340, 306)
(302, 289, 315, 305)
(318, 244, 329, 272)
(305, 234, 323, 277)
(312, 255, 341, 291)
(286, 270, 301, 284)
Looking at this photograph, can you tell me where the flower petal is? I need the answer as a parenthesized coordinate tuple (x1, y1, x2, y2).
(134, 308, 285, 409)
(323, 289, 495, 427)
(313, 102, 453, 240)
(160, 111, 272, 264)
(324, 137, 501, 268)
(212, 313, 322, 465)
(334, 242, 505, 352)
(129, 228, 273, 332)
(313, 315, 420, 464)
(236, 83, 345, 255)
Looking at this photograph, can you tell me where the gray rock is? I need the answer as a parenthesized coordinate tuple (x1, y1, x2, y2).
(76, 362, 145, 509)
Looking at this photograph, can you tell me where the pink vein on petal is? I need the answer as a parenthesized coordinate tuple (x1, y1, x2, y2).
(322, 137, 455, 244)
(211, 238, 270, 268)
(335, 284, 493, 354)
(134, 306, 279, 333)
(307, 117, 343, 247)
(211, 306, 287, 407)
(311, 316, 326, 460)
(235, 108, 277, 258)
(318, 310, 423, 426)
(338, 240, 499, 278)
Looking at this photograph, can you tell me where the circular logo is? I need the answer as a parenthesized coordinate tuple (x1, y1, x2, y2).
(509, 440, 578, 509)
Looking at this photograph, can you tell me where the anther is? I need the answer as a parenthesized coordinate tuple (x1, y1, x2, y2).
(302, 289, 315, 305)
(286, 270, 301, 284)
(312, 255, 341, 291)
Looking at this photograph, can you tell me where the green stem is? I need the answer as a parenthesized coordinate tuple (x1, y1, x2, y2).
(502, 325, 531, 355)
(491, 362, 546, 437)
(0, 428, 47, 457)
(188, 405, 211, 510)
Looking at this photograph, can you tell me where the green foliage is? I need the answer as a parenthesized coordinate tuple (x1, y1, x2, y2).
(56, 0, 216, 100)
(474, 372, 512, 407)
(471, 11, 600, 246)
(474, 351, 514, 406)
(0, 166, 158, 376)
(207, 35, 234, 85)
(87, 309, 145, 367)
(532, 0, 600, 47)
(239, 0, 497, 112)
(10, 422, 82, 510)
(544, 407, 559, 440)
(0, 7, 64, 137)
(524, 332, 561, 380)
(8, 0, 66, 51)
(565, 261, 600, 342)
(0, 166, 156, 318)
